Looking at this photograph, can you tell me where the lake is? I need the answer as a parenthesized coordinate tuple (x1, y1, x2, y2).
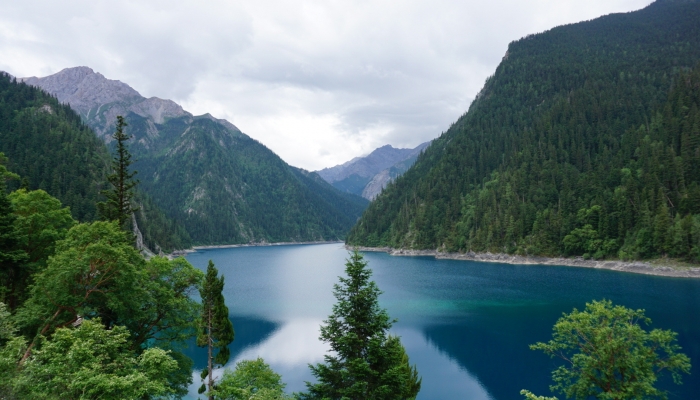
(183, 243, 700, 399)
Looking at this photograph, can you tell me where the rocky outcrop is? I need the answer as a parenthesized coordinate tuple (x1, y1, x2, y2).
(21, 67, 229, 140)
(350, 246, 700, 279)
(132, 213, 156, 258)
(362, 169, 393, 200)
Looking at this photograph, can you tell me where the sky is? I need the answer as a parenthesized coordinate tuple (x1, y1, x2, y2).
(1, 0, 652, 171)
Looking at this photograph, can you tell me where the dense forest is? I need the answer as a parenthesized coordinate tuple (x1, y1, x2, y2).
(127, 112, 369, 244)
(348, 0, 700, 262)
(22, 67, 369, 246)
(0, 73, 190, 252)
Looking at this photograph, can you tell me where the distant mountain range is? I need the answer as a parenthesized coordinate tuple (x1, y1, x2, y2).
(316, 142, 430, 200)
(23, 67, 368, 245)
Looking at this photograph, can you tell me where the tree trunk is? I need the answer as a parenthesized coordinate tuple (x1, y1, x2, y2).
(208, 304, 213, 400)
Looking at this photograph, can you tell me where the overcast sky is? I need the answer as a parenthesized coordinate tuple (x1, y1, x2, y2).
(1, 0, 651, 170)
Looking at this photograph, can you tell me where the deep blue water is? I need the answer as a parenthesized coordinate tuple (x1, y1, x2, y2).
(183, 243, 700, 399)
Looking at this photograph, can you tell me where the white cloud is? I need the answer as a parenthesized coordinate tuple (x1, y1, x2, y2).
(0, 0, 651, 170)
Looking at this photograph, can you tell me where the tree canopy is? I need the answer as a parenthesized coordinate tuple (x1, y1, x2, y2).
(214, 358, 292, 400)
(530, 300, 691, 400)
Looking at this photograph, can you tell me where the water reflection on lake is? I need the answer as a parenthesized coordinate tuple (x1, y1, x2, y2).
(184, 244, 700, 399)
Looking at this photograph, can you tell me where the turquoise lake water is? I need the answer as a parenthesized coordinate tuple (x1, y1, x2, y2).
(183, 243, 700, 399)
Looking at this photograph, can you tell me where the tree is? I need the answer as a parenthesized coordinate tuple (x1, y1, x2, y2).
(299, 250, 421, 400)
(9, 189, 76, 269)
(98, 115, 138, 229)
(530, 300, 691, 400)
(13, 319, 178, 400)
(197, 260, 235, 399)
(16, 221, 146, 362)
(126, 256, 203, 349)
(214, 358, 291, 400)
(0, 154, 28, 310)
(6, 189, 75, 309)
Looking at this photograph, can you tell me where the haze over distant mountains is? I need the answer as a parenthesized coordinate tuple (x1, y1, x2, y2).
(316, 142, 430, 200)
(23, 67, 368, 245)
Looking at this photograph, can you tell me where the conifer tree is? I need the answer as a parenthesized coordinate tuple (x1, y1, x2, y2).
(98, 116, 138, 229)
(300, 250, 421, 400)
(197, 260, 234, 399)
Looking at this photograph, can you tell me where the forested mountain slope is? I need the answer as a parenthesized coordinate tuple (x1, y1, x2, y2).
(0, 73, 190, 251)
(348, 0, 700, 262)
(24, 68, 368, 244)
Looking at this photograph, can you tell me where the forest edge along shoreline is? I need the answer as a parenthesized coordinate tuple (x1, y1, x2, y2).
(349, 246, 700, 279)
(169, 240, 344, 256)
(169, 240, 700, 279)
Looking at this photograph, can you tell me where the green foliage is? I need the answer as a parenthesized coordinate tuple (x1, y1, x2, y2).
(0, 302, 25, 398)
(397, 340, 421, 400)
(298, 251, 421, 400)
(17, 221, 145, 337)
(130, 113, 367, 245)
(214, 358, 292, 400)
(98, 116, 139, 229)
(12, 221, 201, 395)
(0, 74, 108, 222)
(0, 161, 28, 310)
(13, 319, 178, 400)
(0, 175, 198, 397)
(347, 0, 700, 263)
(4, 189, 76, 309)
(520, 390, 558, 400)
(127, 256, 203, 349)
(9, 189, 76, 268)
(198, 260, 235, 398)
(531, 300, 691, 400)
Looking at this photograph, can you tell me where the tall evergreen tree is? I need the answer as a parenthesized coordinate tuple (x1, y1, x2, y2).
(98, 116, 138, 229)
(197, 260, 234, 399)
(299, 250, 421, 400)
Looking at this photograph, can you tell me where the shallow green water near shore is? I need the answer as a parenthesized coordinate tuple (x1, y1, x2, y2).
(184, 243, 700, 399)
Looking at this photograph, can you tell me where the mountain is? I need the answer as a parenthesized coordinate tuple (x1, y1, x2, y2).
(347, 0, 700, 262)
(21, 67, 190, 141)
(0, 72, 191, 251)
(24, 67, 368, 245)
(316, 142, 430, 200)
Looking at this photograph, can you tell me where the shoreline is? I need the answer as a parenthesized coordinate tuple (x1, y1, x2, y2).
(349, 246, 700, 279)
(170, 240, 344, 256)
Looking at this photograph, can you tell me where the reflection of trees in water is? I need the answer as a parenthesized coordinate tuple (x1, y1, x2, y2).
(183, 315, 279, 370)
(420, 313, 557, 400)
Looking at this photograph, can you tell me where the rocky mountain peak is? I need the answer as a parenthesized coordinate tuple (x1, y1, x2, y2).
(22, 66, 143, 114)
(21, 66, 238, 139)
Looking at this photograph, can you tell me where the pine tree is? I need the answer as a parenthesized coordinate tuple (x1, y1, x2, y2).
(197, 260, 234, 399)
(98, 116, 138, 229)
(300, 250, 421, 400)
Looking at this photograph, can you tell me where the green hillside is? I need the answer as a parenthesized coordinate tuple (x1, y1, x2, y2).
(347, 0, 700, 262)
(125, 112, 368, 245)
(0, 73, 190, 251)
